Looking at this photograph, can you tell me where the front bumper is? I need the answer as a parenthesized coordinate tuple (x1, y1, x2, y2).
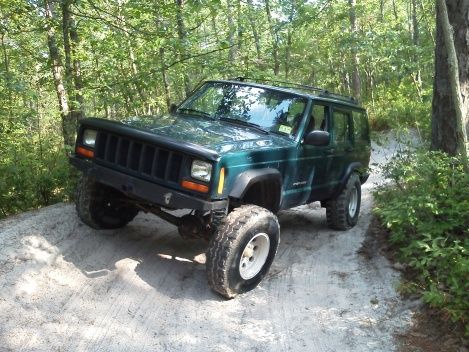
(70, 156, 227, 211)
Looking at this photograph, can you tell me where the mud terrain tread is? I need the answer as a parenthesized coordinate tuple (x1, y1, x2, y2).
(76, 176, 102, 229)
(326, 173, 360, 230)
(76, 175, 138, 230)
(206, 205, 278, 298)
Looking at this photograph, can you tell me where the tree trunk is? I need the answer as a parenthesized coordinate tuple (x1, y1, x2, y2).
(431, 0, 469, 157)
(392, 0, 398, 21)
(411, 0, 422, 88)
(265, 0, 280, 76)
(284, 28, 292, 79)
(62, 0, 72, 92)
(44, 0, 73, 148)
(175, 0, 190, 96)
(116, 3, 146, 107)
(62, 0, 84, 122)
(348, 0, 361, 100)
(1, 33, 12, 122)
(411, 0, 419, 46)
(418, 0, 435, 45)
(210, 8, 219, 43)
(380, 0, 385, 21)
(227, 0, 236, 63)
(160, 47, 171, 112)
(284, 0, 295, 80)
(237, 0, 242, 52)
(125, 35, 146, 107)
(69, 13, 84, 120)
(246, 0, 261, 60)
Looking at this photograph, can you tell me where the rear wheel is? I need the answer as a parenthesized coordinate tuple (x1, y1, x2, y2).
(206, 205, 280, 299)
(76, 176, 139, 229)
(326, 173, 361, 230)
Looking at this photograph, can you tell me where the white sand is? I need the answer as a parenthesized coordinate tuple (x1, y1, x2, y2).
(0, 133, 418, 351)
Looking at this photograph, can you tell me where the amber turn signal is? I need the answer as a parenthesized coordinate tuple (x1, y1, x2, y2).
(76, 146, 94, 158)
(181, 180, 209, 193)
(217, 168, 225, 195)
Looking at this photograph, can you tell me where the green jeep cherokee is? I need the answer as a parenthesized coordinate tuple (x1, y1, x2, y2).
(70, 78, 371, 298)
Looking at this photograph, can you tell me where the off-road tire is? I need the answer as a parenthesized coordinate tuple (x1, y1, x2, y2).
(326, 173, 361, 230)
(209, 209, 227, 235)
(76, 176, 139, 229)
(206, 205, 280, 299)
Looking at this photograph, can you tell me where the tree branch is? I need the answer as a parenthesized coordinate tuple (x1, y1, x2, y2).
(87, 37, 253, 90)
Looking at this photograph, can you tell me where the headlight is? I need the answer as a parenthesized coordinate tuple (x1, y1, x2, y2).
(191, 160, 212, 182)
(82, 129, 97, 148)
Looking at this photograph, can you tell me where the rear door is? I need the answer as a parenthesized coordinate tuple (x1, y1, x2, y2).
(351, 110, 371, 167)
(327, 106, 353, 187)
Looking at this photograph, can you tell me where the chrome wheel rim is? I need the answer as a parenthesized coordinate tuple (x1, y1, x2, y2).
(348, 187, 358, 218)
(239, 233, 270, 280)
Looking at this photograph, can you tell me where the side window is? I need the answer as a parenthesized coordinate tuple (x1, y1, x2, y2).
(305, 103, 328, 134)
(332, 110, 350, 144)
(352, 111, 369, 142)
(285, 99, 307, 135)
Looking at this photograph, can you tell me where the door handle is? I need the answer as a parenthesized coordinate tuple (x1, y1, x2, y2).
(325, 148, 335, 155)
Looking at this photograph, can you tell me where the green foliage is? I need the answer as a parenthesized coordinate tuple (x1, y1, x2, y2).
(0, 0, 436, 218)
(374, 150, 469, 326)
(0, 116, 76, 217)
(369, 81, 432, 133)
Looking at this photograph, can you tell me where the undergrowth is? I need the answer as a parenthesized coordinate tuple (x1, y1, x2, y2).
(0, 119, 77, 218)
(374, 150, 468, 333)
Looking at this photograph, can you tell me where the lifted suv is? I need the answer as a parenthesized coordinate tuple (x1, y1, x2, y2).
(70, 78, 370, 298)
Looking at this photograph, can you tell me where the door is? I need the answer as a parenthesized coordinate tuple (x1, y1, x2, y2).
(328, 107, 353, 187)
(284, 102, 334, 207)
(351, 110, 371, 167)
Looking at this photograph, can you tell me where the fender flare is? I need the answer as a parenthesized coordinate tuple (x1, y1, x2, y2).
(229, 168, 282, 210)
(332, 162, 364, 198)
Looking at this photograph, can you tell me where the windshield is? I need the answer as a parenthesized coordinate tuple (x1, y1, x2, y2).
(177, 82, 307, 136)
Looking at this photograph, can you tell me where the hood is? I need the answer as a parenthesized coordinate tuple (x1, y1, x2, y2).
(121, 115, 294, 154)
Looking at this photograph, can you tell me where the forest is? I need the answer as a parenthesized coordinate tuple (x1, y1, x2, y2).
(0, 0, 437, 216)
(0, 0, 467, 332)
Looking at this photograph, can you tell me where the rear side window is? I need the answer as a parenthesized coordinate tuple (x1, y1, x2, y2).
(352, 111, 369, 142)
(332, 110, 350, 144)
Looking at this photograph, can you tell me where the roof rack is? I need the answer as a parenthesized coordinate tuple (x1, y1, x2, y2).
(230, 76, 358, 105)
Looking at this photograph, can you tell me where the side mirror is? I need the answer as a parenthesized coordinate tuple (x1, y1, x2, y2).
(169, 103, 177, 114)
(304, 130, 330, 146)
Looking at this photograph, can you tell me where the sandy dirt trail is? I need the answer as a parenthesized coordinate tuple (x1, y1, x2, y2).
(0, 136, 415, 352)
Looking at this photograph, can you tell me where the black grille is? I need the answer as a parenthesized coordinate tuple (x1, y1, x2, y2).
(94, 131, 185, 184)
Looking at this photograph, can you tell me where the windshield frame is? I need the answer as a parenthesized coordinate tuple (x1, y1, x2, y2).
(176, 81, 310, 139)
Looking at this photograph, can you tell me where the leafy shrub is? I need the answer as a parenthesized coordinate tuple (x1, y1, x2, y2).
(367, 81, 432, 134)
(374, 150, 469, 328)
(0, 119, 76, 218)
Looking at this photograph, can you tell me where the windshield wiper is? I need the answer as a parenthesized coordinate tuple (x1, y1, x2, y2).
(177, 107, 214, 119)
(219, 117, 269, 134)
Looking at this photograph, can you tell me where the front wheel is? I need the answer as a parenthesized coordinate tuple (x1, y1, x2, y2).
(206, 205, 280, 299)
(76, 176, 139, 230)
(326, 173, 361, 230)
